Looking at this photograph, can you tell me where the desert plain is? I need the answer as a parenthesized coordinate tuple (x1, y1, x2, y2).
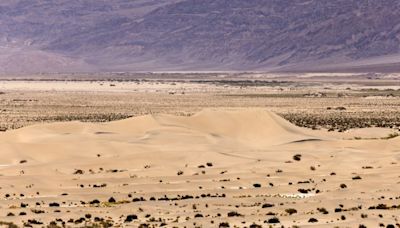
(0, 73, 399, 227)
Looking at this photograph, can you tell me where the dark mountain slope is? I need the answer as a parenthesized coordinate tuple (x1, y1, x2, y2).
(0, 0, 399, 73)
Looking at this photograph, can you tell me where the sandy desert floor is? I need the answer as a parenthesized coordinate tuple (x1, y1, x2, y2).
(0, 73, 399, 227)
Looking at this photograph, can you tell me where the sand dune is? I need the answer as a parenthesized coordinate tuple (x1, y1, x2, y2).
(0, 109, 399, 227)
(2, 109, 319, 162)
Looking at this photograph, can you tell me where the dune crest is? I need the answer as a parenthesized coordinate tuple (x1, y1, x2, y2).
(2, 109, 317, 147)
(0, 109, 322, 166)
(152, 109, 319, 146)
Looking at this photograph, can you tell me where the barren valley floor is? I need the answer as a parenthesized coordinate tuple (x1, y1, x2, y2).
(1, 73, 400, 132)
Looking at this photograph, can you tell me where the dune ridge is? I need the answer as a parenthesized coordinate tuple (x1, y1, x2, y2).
(2, 108, 318, 150)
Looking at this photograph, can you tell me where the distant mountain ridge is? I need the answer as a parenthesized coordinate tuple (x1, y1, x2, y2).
(0, 0, 400, 73)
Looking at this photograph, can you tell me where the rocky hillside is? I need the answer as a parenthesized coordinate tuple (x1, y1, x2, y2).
(0, 0, 400, 73)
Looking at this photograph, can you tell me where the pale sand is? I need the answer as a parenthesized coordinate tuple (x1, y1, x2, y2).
(0, 109, 399, 227)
